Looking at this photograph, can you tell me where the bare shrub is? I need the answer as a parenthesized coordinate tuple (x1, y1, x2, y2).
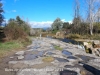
(4, 21, 27, 40)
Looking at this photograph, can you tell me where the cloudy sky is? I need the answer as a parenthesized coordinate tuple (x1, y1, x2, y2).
(3, 0, 74, 28)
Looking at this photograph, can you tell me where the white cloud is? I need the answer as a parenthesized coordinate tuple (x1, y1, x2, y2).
(12, 10, 17, 12)
(61, 19, 66, 22)
(68, 21, 72, 24)
(29, 19, 68, 28)
(5, 10, 17, 13)
(29, 21, 53, 28)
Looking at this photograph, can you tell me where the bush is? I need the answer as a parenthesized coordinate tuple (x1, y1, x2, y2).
(52, 30, 58, 34)
(66, 34, 81, 39)
(4, 21, 27, 40)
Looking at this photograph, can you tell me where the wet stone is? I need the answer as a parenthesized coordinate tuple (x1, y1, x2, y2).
(62, 50, 72, 56)
(60, 70, 77, 75)
(24, 51, 44, 60)
(24, 54, 37, 60)
(38, 51, 44, 57)
(67, 56, 77, 59)
(55, 57, 69, 62)
(75, 55, 95, 61)
(64, 63, 95, 75)
(47, 52, 55, 55)
(64, 64, 83, 69)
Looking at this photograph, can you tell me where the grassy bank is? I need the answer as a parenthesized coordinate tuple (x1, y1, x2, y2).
(0, 37, 32, 58)
(65, 34, 100, 40)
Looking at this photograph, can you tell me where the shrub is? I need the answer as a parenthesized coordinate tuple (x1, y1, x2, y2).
(67, 34, 81, 39)
(4, 21, 27, 40)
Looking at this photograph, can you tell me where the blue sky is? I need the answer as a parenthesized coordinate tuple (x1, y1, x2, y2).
(3, 0, 74, 28)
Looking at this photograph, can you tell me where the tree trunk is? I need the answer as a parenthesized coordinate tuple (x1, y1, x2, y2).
(89, 22, 93, 35)
(90, 29, 93, 35)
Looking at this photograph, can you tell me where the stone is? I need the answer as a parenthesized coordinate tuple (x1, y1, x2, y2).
(97, 48, 100, 53)
(83, 42, 88, 46)
(15, 51, 24, 55)
(17, 55, 24, 60)
(10, 57, 14, 59)
(4, 38, 100, 75)
(9, 61, 18, 64)
(93, 40, 100, 45)
(60, 70, 78, 75)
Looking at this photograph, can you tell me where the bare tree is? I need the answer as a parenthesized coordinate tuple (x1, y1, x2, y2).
(85, 0, 100, 35)
(96, 8, 100, 22)
(73, 0, 81, 34)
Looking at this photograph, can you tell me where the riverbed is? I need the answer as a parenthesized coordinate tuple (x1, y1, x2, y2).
(0, 37, 100, 75)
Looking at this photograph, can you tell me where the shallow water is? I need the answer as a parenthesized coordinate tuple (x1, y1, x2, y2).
(75, 55, 95, 61)
(62, 50, 72, 56)
(24, 51, 44, 60)
(47, 52, 55, 55)
(60, 70, 77, 75)
(67, 56, 77, 59)
(55, 57, 69, 62)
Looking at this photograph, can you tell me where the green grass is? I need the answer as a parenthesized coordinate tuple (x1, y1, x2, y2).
(0, 37, 32, 57)
(0, 41, 23, 50)
(54, 45, 63, 51)
(0, 41, 23, 57)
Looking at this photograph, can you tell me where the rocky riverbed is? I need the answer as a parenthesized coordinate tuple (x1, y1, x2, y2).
(0, 37, 100, 75)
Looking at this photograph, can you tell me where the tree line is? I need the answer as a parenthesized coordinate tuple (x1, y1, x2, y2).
(51, 0, 100, 35)
(0, 0, 31, 41)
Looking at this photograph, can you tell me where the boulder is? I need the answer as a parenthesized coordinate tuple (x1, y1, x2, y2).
(83, 42, 88, 46)
(83, 42, 92, 49)
(92, 48, 100, 56)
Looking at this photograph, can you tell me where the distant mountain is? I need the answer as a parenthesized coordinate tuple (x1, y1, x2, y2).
(42, 27, 51, 30)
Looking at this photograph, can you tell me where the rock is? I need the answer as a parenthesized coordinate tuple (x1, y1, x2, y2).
(83, 42, 88, 46)
(5, 38, 100, 75)
(10, 57, 14, 59)
(60, 70, 78, 75)
(15, 51, 24, 55)
(93, 40, 100, 45)
(97, 48, 100, 53)
(95, 50, 100, 56)
(17, 55, 24, 60)
(9, 61, 18, 64)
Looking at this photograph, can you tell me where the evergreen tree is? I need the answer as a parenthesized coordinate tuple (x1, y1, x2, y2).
(0, 0, 4, 26)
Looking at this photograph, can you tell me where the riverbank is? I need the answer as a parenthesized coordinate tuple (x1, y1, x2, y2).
(0, 37, 100, 75)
